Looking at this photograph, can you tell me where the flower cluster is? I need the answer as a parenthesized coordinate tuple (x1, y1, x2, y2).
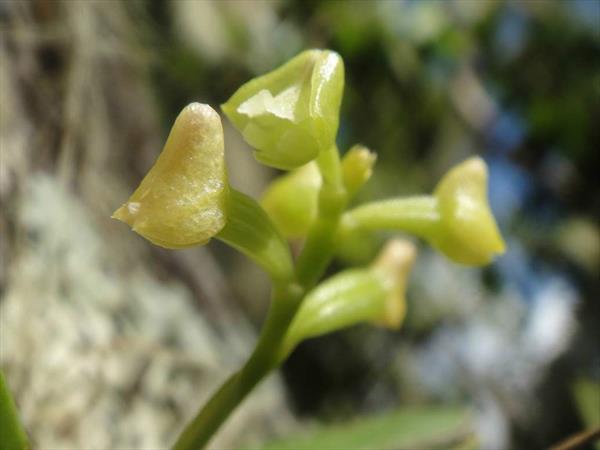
(112, 49, 506, 450)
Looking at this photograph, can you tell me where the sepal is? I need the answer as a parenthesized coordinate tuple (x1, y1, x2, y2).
(218, 189, 294, 283)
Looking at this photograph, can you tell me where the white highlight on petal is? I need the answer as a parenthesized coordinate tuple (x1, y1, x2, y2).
(238, 86, 300, 121)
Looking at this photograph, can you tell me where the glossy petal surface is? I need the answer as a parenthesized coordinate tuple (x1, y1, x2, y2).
(431, 157, 505, 265)
(113, 103, 227, 248)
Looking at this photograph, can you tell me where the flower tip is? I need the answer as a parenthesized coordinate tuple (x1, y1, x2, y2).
(373, 239, 417, 278)
(372, 239, 417, 329)
(462, 155, 487, 175)
(177, 102, 223, 136)
(345, 144, 377, 170)
(111, 202, 140, 226)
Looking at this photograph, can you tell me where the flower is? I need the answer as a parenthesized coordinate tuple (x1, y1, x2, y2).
(112, 103, 227, 249)
(222, 49, 344, 170)
(340, 157, 505, 266)
(430, 157, 505, 265)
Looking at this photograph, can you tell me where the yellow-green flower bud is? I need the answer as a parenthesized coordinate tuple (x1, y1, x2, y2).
(370, 240, 416, 329)
(112, 103, 227, 249)
(281, 239, 416, 360)
(341, 144, 377, 199)
(260, 144, 375, 239)
(430, 157, 505, 265)
(222, 49, 344, 170)
(340, 157, 505, 266)
(261, 162, 321, 238)
(113, 103, 294, 281)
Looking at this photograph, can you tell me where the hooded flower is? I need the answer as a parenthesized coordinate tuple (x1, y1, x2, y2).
(340, 157, 505, 266)
(222, 49, 344, 170)
(112, 103, 228, 248)
(430, 157, 505, 265)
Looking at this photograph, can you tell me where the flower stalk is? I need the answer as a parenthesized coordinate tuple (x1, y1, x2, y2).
(295, 144, 348, 288)
(173, 282, 303, 450)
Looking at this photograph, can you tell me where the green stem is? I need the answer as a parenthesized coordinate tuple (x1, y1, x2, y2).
(173, 146, 348, 449)
(0, 371, 28, 450)
(296, 145, 347, 288)
(172, 282, 303, 450)
(340, 196, 440, 239)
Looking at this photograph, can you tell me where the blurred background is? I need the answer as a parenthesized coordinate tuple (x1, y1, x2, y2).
(1, 0, 599, 449)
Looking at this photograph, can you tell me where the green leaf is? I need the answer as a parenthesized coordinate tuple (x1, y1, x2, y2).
(572, 378, 600, 428)
(256, 406, 470, 450)
(0, 371, 28, 450)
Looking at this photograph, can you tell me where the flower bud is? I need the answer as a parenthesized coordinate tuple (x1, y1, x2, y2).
(430, 157, 505, 265)
(112, 103, 227, 249)
(222, 49, 344, 170)
(281, 239, 416, 359)
(261, 162, 321, 238)
(261, 144, 375, 239)
(341, 144, 377, 199)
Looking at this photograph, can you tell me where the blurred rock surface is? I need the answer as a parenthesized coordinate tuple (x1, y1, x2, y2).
(0, 1, 293, 448)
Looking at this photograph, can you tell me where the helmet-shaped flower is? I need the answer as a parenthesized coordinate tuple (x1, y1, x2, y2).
(112, 103, 228, 249)
(430, 157, 505, 265)
(222, 49, 344, 170)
